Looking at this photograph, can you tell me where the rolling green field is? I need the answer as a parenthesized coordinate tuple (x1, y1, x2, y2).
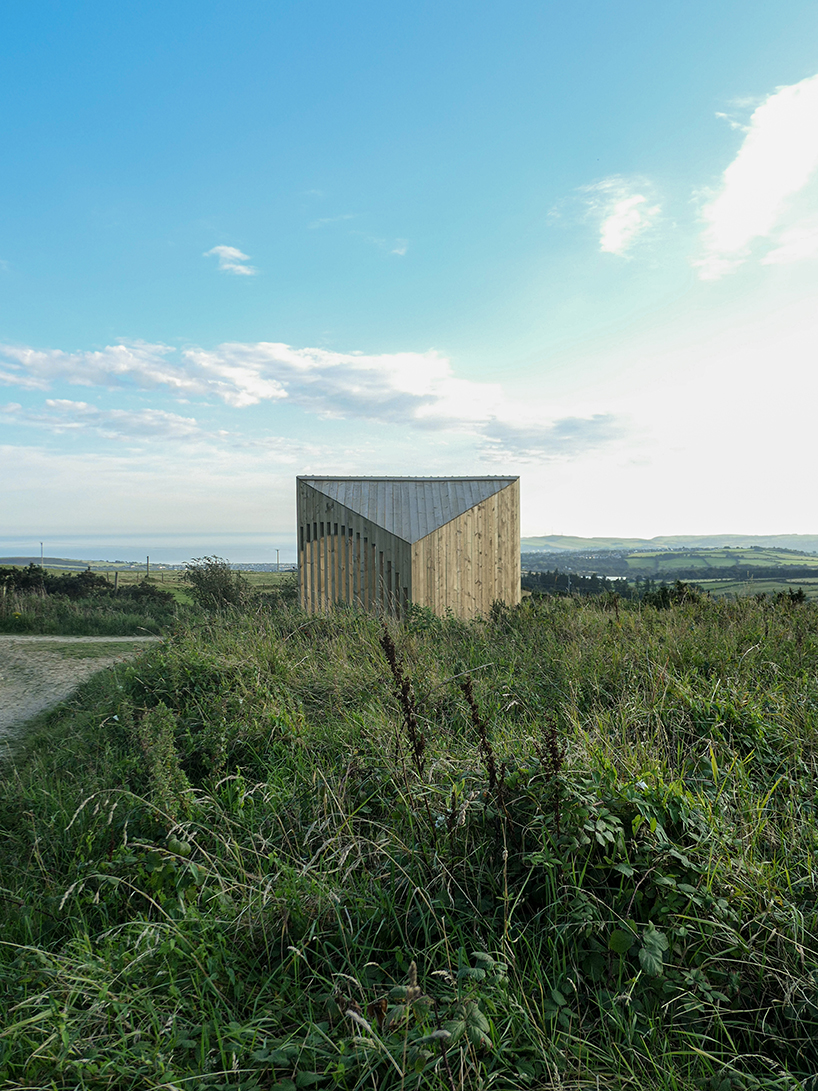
(521, 535, 818, 554)
(622, 548, 818, 576)
(2, 594, 818, 1089)
(697, 578, 818, 601)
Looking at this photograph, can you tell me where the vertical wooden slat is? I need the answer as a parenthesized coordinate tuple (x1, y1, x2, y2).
(346, 527, 352, 605)
(311, 528, 317, 613)
(355, 532, 361, 607)
(317, 522, 323, 611)
(298, 525, 305, 609)
(475, 499, 484, 615)
(306, 519, 311, 608)
(339, 526, 346, 607)
(324, 521, 331, 611)
(329, 523, 336, 608)
(362, 528, 367, 609)
(373, 542, 379, 613)
(311, 522, 317, 612)
(307, 529, 313, 613)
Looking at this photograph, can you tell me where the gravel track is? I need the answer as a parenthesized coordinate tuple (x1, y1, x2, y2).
(0, 635, 162, 746)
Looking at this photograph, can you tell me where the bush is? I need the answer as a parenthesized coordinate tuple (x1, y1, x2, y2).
(182, 555, 250, 610)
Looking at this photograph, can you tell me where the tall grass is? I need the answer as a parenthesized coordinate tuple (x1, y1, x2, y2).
(1, 594, 817, 1089)
(0, 590, 179, 635)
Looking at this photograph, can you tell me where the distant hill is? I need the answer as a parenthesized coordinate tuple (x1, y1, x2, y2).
(0, 556, 91, 569)
(521, 534, 818, 554)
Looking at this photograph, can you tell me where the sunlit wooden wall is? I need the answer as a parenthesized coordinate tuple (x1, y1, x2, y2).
(410, 478, 520, 618)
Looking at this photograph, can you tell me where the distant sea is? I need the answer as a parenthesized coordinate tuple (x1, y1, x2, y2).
(0, 533, 298, 567)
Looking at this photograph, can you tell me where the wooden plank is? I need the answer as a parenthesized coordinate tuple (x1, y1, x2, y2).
(329, 522, 336, 607)
(363, 536, 370, 610)
(354, 531, 361, 607)
(463, 508, 474, 617)
(475, 499, 484, 615)
(348, 525, 354, 607)
(308, 521, 315, 613)
(317, 525, 323, 612)
(340, 525, 348, 607)
(373, 541, 378, 612)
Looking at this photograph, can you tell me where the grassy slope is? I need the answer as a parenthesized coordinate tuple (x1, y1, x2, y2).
(522, 535, 818, 553)
(622, 549, 818, 574)
(699, 578, 818, 602)
(0, 593, 179, 635)
(2, 598, 818, 1090)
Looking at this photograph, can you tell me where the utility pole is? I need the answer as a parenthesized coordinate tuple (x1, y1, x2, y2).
(276, 549, 280, 572)
(147, 555, 150, 579)
(40, 542, 44, 565)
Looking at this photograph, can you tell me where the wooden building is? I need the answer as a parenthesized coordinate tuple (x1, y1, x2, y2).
(297, 476, 520, 619)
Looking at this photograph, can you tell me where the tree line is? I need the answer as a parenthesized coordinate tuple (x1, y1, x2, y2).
(522, 569, 631, 597)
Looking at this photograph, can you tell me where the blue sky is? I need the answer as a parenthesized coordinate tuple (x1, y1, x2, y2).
(2, 1, 818, 561)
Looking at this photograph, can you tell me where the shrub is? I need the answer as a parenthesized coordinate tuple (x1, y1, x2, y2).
(182, 555, 250, 610)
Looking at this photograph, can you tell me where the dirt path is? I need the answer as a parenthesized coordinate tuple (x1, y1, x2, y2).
(0, 635, 162, 746)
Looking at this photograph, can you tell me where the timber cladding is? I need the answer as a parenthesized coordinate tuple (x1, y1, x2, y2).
(297, 476, 520, 619)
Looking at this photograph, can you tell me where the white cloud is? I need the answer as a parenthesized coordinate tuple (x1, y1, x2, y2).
(579, 177, 661, 256)
(203, 245, 258, 276)
(43, 401, 202, 440)
(0, 398, 223, 444)
(0, 339, 621, 464)
(696, 72, 818, 279)
(0, 340, 190, 394)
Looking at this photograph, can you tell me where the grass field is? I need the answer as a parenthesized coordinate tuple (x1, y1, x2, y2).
(521, 535, 818, 554)
(2, 594, 818, 1089)
(0, 564, 296, 633)
(46, 567, 296, 604)
(623, 548, 818, 576)
(697, 577, 818, 601)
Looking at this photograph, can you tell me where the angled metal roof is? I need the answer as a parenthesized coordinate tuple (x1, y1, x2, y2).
(299, 476, 518, 543)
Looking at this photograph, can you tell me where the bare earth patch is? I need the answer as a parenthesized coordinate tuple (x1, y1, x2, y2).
(0, 635, 161, 746)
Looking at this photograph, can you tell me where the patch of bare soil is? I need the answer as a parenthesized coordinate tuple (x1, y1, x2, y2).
(0, 636, 161, 747)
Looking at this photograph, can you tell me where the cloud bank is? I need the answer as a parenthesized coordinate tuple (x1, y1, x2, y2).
(0, 339, 620, 463)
